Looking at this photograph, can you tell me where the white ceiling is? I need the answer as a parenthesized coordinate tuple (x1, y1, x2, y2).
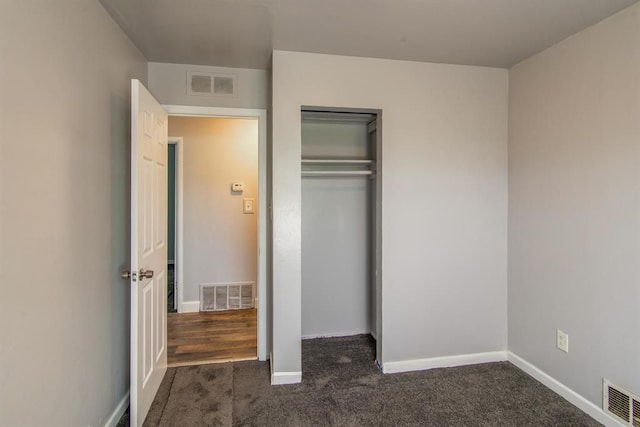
(99, 0, 639, 70)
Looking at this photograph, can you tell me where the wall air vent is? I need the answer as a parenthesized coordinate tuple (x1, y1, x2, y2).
(187, 71, 237, 97)
(190, 74, 212, 94)
(603, 379, 640, 426)
(213, 76, 235, 95)
(200, 282, 254, 311)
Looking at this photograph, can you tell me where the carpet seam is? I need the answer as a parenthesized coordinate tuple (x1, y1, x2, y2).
(230, 363, 235, 426)
(157, 369, 177, 425)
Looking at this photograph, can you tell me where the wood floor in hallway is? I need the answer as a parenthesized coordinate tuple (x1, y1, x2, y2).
(167, 308, 257, 367)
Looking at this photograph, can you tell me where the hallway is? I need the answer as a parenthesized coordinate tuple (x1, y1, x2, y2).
(168, 309, 257, 367)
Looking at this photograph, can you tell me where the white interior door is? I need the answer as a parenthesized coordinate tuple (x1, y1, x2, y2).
(130, 79, 168, 427)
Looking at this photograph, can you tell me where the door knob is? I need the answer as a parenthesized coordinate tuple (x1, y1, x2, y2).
(120, 270, 137, 281)
(139, 268, 154, 279)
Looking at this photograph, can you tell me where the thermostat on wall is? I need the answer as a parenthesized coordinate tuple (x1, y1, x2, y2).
(231, 182, 244, 193)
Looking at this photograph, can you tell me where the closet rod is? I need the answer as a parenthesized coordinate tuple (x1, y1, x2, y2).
(302, 170, 374, 177)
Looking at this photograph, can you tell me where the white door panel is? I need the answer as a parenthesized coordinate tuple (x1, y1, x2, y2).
(130, 79, 168, 427)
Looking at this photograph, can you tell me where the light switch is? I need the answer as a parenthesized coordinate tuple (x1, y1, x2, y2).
(243, 198, 254, 214)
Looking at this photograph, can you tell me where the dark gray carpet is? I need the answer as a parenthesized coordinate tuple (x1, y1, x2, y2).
(129, 335, 600, 426)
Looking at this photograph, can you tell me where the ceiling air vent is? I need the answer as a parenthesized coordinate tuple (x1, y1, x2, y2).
(200, 282, 254, 311)
(603, 380, 640, 426)
(187, 71, 237, 97)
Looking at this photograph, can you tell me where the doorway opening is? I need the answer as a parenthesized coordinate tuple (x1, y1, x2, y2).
(165, 107, 268, 366)
(167, 140, 178, 313)
(301, 107, 383, 367)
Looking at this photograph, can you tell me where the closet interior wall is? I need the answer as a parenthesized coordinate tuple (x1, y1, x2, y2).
(301, 110, 378, 341)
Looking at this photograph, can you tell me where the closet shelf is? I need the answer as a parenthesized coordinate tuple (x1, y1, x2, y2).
(301, 158, 375, 177)
(301, 159, 373, 165)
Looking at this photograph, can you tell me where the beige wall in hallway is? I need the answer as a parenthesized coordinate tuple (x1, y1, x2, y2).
(169, 117, 259, 306)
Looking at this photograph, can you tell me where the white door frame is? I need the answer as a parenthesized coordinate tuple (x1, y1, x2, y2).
(164, 105, 268, 361)
(167, 137, 183, 313)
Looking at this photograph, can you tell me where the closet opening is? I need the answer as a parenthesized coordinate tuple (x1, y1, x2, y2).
(301, 107, 383, 367)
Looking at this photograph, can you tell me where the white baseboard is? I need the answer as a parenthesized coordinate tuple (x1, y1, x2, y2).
(271, 370, 302, 385)
(507, 352, 622, 427)
(382, 351, 508, 374)
(181, 301, 200, 313)
(103, 391, 129, 427)
(302, 329, 370, 340)
(269, 354, 302, 385)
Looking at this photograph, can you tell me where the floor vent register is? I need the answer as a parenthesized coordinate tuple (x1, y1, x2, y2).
(200, 282, 255, 311)
(604, 380, 640, 426)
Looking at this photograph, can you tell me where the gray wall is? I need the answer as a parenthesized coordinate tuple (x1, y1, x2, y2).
(148, 62, 269, 110)
(168, 117, 258, 305)
(301, 120, 372, 338)
(508, 2, 640, 406)
(272, 51, 508, 377)
(0, 1, 147, 425)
